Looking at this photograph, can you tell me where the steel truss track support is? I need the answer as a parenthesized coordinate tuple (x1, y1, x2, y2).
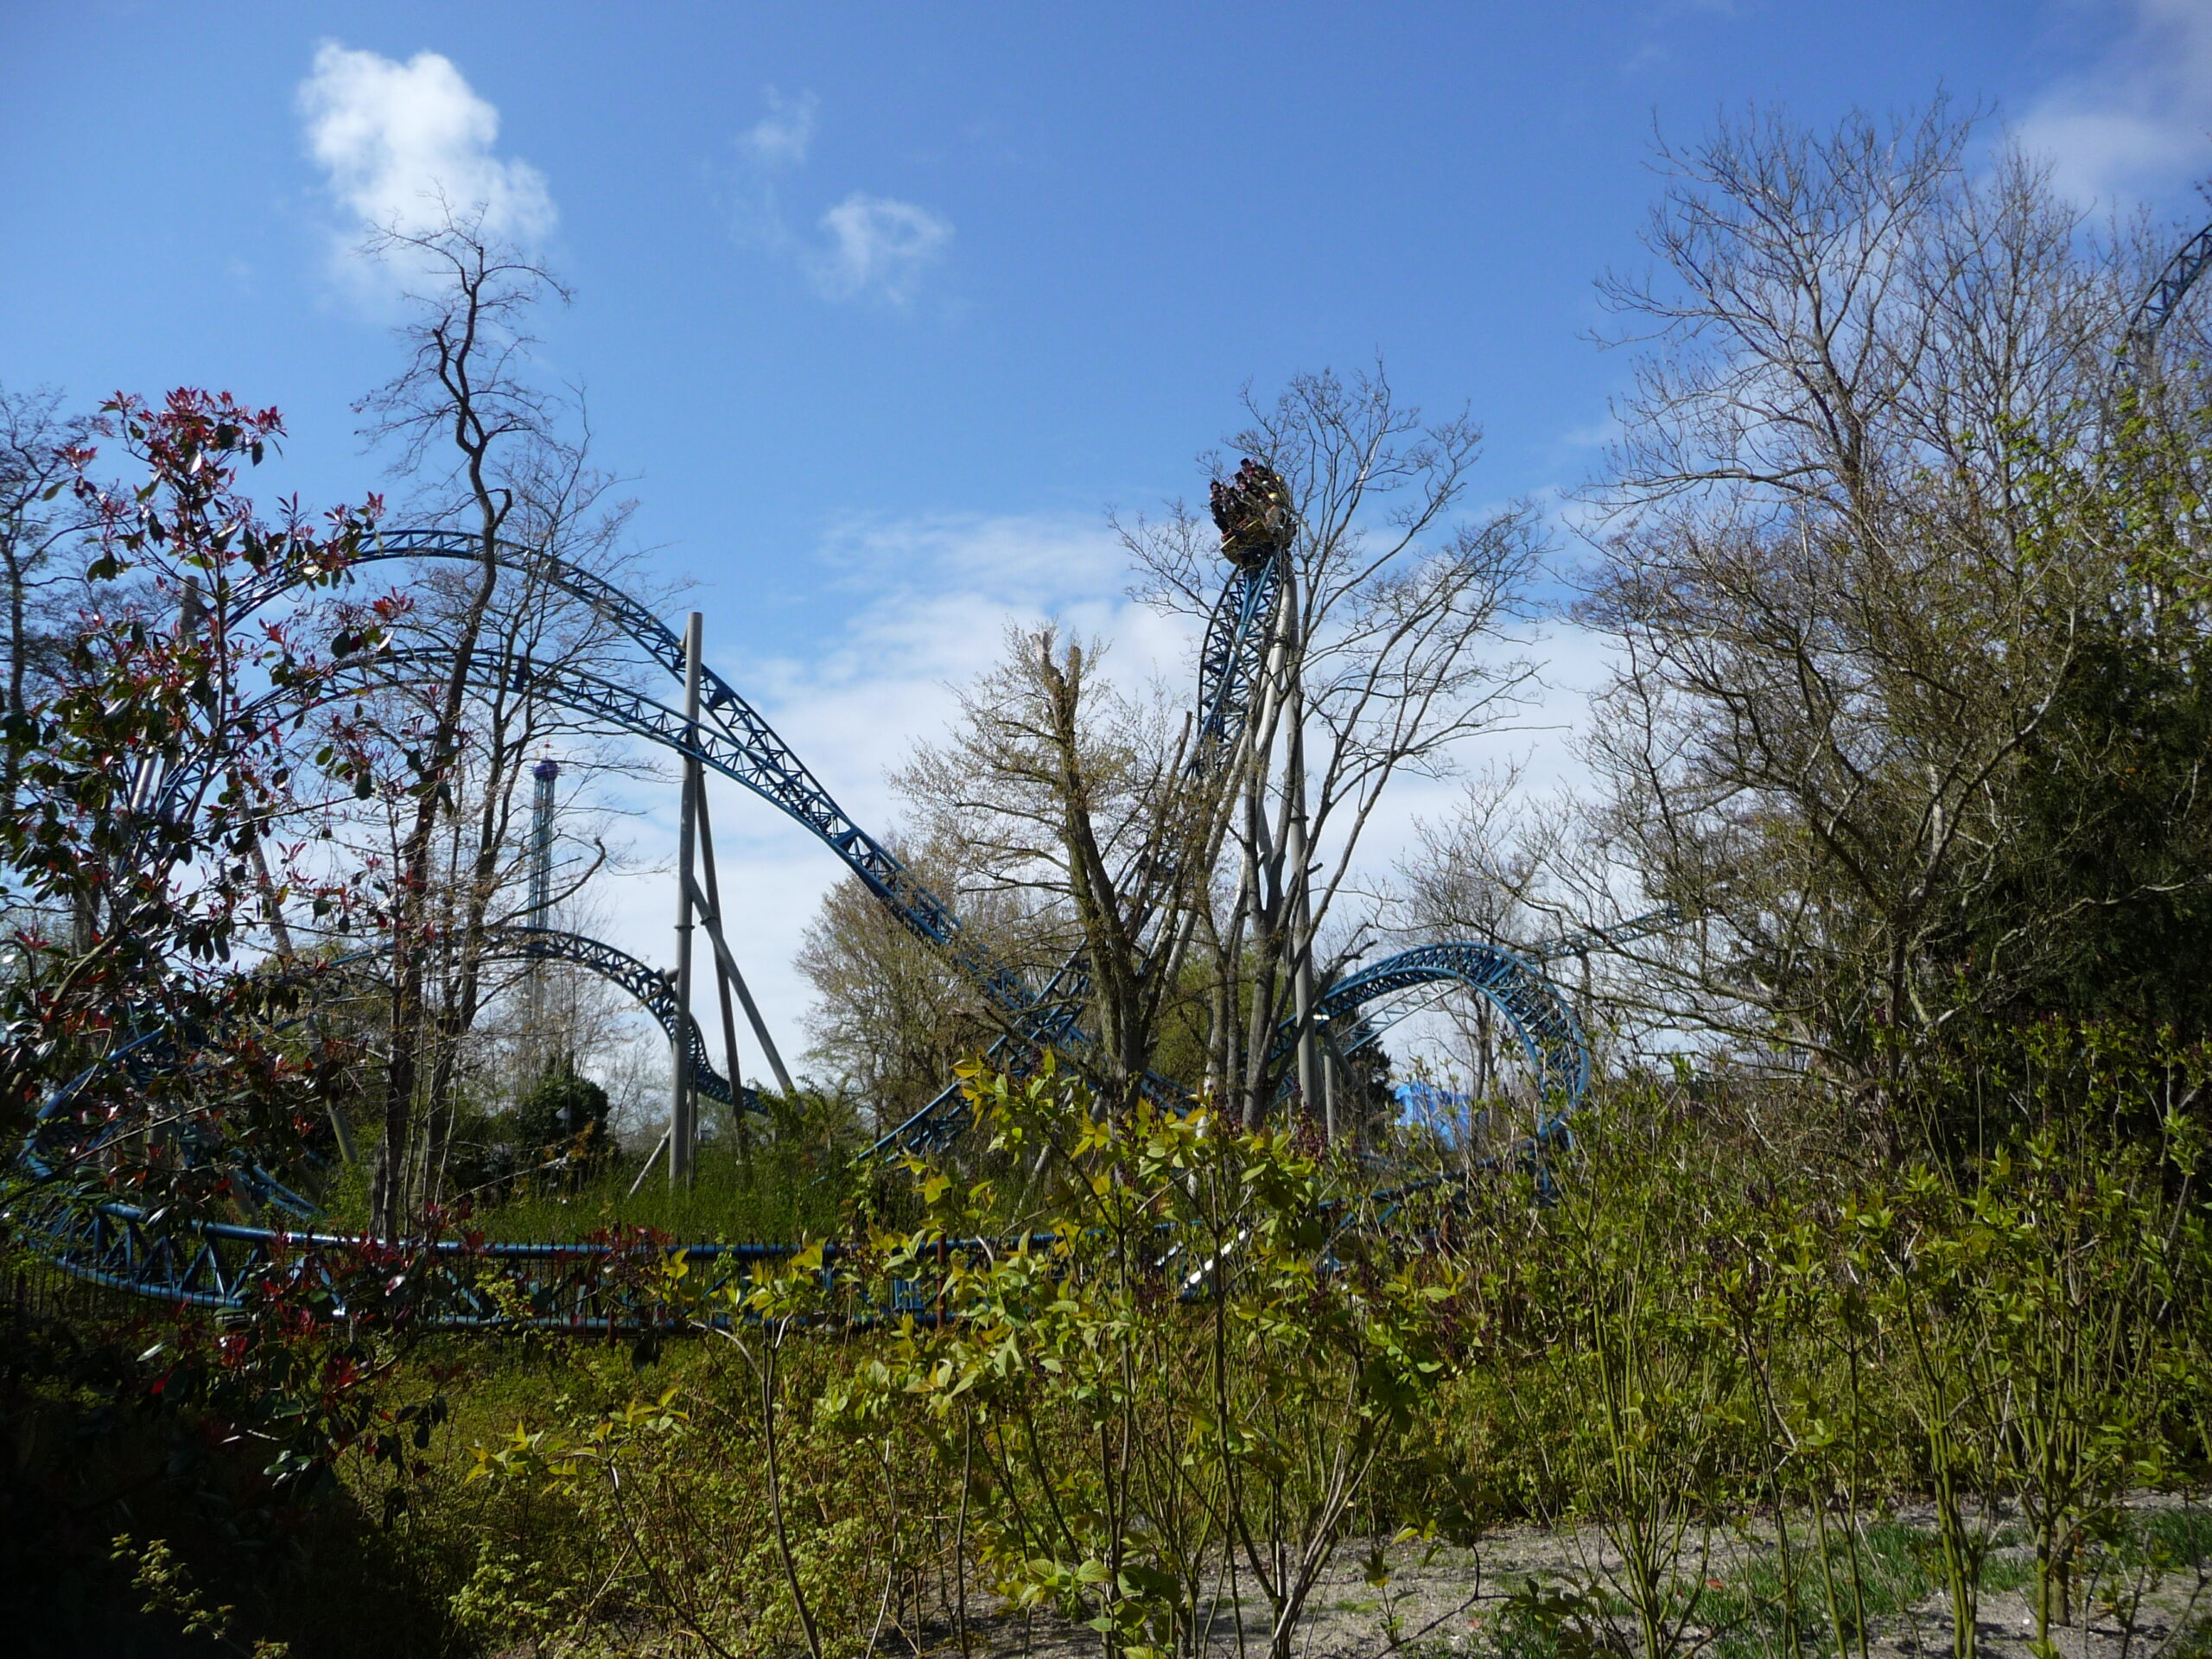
(27, 522, 1597, 1327)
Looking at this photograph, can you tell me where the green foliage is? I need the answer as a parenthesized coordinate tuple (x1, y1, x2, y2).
(469, 1089, 863, 1243)
(866, 1060, 1470, 1659)
(0, 1255, 454, 1656)
(12, 1039, 2212, 1659)
(457, 1060, 1474, 1659)
(2, 389, 375, 1200)
(1992, 624, 2212, 1035)
(112, 1533, 293, 1658)
(514, 1065, 610, 1153)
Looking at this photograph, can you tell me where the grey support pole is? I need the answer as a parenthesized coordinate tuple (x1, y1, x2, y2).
(683, 865, 798, 1098)
(525, 756, 559, 1071)
(1278, 568, 1324, 1138)
(691, 779, 746, 1104)
(669, 611, 703, 1189)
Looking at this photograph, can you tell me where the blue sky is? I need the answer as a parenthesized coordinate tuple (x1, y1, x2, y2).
(5, 0, 2210, 1077)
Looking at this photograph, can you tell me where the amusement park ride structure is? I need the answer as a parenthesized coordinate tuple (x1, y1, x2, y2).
(21, 472, 1585, 1320)
(23, 219, 2212, 1325)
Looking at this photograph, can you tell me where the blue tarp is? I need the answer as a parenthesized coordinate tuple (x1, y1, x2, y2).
(1391, 1079, 1470, 1122)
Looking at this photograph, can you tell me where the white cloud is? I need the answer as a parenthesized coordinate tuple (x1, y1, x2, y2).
(297, 42, 554, 266)
(811, 194, 954, 305)
(2017, 0, 2212, 202)
(729, 89, 953, 307)
(744, 88, 817, 169)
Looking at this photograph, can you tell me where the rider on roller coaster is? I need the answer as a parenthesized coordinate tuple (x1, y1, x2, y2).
(1210, 458, 1295, 569)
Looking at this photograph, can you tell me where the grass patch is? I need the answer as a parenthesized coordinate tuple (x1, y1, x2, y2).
(308, 1120, 861, 1245)
(2137, 1506, 2212, 1571)
(470, 1135, 853, 1243)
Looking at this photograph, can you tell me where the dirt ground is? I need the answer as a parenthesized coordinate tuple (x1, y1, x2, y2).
(940, 1498, 2212, 1659)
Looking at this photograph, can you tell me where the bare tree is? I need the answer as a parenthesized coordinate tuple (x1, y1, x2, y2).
(891, 626, 1215, 1110)
(415, 452, 658, 1204)
(1122, 365, 1541, 1128)
(1571, 101, 2190, 1121)
(346, 203, 585, 1235)
(797, 834, 1047, 1132)
(1389, 763, 1574, 1104)
(0, 385, 94, 813)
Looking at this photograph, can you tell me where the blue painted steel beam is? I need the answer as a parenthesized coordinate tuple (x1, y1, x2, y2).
(2128, 220, 2212, 355)
(229, 531, 1017, 1007)
(1314, 939, 1590, 1115)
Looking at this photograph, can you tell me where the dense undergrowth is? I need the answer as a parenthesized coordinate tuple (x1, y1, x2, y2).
(467, 1141, 850, 1247)
(6, 1030, 2212, 1659)
(302, 1086, 868, 1248)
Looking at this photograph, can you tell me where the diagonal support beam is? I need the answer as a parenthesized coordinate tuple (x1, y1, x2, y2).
(690, 777, 748, 1100)
(683, 868, 798, 1098)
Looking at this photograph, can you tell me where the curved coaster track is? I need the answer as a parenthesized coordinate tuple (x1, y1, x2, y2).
(2129, 218, 2212, 359)
(369, 924, 764, 1116)
(16, 512, 1593, 1327)
(1319, 941, 1591, 1112)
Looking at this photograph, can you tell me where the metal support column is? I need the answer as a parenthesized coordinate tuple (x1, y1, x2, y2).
(669, 613, 703, 1189)
(690, 783, 798, 1097)
(1281, 567, 1322, 1138)
(527, 756, 559, 1058)
(690, 774, 746, 1114)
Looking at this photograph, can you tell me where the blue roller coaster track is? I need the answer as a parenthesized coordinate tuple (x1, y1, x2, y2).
(2128, 219, 2212, 359)
(19, 922, 756, 1207)
(868, 544, 1295, 1155)
(226, 530, 1039, 1018)
(397, 923, 763, 1116)
(15, 516, 1595, 1325)
(1321, 941, 1588, 1114)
